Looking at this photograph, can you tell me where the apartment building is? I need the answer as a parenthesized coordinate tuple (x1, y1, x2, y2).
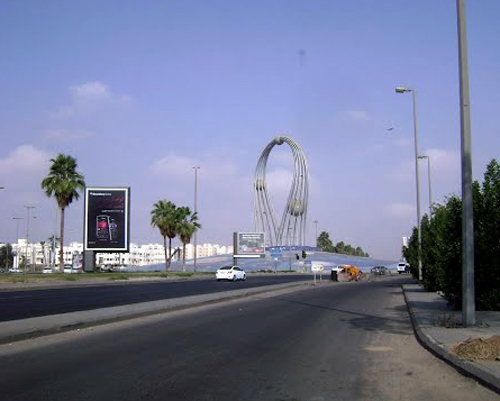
(5, 240, 233, 268)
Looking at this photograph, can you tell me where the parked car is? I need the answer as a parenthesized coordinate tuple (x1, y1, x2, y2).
(331, 265, 344, 273)
(371, 266, 388, 275)
(397, 262, 410, 274)
(8, 267, 22, 274)
(71, 265, 83, 274)
(42, 266, 53, 274)
(63, 265, 73, 273)
(216, 266, 246, 281)
(100, 265, 119, 273)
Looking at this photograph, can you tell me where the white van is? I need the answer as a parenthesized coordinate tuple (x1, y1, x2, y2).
(397, 262, 410, 274)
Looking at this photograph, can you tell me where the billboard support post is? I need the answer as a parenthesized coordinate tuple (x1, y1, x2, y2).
(83, 250, 95, 273)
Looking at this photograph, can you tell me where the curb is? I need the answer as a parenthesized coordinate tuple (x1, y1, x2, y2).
(402, 285, 500, 394)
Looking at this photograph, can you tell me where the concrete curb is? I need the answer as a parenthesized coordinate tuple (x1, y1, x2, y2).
(0, 281, 310, 345)
(402, 284, 500, 394)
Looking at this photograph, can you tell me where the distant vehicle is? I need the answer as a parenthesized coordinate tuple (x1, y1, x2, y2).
(340, 265, 362, 281)
(331, 264, 345, 273)
(371, 266, 388, 275)
(332, 264, 361, 276)
(9, 268, 22, 274)
(63, 265, 72, 274)
(397, 262, 410, 274)
(100, 265, 119, 273)
(42, 266, 53, 274)
(71, 265, 83, 274)
(216, 266, 246, 281)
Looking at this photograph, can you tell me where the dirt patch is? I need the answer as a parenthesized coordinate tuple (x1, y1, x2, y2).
(452, 335, 500, 361)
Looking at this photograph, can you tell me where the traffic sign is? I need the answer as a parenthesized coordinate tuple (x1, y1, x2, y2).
(311, 262, 324, 272)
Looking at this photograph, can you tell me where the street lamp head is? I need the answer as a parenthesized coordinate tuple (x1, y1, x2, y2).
(395, 86, 411, 94)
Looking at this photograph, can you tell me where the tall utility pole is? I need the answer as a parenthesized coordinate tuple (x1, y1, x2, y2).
(193, 166, 200, 271)
(12, 217, 23, 269)
(457, 0, 475, 327)
(395, 86, 422, 281)
(314, 220, 318, 247)
(24, 206, 35, 271)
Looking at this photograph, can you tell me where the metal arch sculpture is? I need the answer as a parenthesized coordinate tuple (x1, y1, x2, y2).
(253, 136, 309, 247)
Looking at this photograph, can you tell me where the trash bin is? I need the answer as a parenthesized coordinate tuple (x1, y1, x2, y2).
(331, 270, 338, 282)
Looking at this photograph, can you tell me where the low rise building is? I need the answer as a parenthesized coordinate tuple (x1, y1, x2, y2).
(6, 240, 233, 268)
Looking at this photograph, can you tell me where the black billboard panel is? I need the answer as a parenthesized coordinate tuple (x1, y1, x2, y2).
(233, 232, 265, 258)
(84, 187, 130, 251)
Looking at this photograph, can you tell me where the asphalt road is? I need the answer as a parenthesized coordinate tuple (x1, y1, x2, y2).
(0, 274, 309, 322)
(0, 275, 497, 401)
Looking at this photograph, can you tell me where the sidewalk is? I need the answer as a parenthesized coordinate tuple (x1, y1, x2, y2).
(403, 283, 500, 393)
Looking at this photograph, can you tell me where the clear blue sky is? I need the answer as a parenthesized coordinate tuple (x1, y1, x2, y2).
(1, 1, 499, 260)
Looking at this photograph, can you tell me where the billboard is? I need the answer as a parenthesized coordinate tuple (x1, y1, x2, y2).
(84, 187, 130, 252)
(233, 232, 265, 258)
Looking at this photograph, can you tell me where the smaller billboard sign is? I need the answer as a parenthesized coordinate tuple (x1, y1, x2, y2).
(84, 187, 130, 252)
(233, 232, 265, 258)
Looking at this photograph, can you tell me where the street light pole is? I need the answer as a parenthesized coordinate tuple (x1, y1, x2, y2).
(395, 86, 422, 282)
(32, 215, 37, 271)
(12, 217, 23, 269)
(193, 166, 200, 271)
(418, 155, 433, 216)
(457, 0, 475, 327)
(24, 206, 35, 272)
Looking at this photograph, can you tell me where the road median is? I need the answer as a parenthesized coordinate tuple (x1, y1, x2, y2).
(0, 281, 309, 345)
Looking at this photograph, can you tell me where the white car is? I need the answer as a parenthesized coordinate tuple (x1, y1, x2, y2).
(9, 268, 22, 274)
(42, 266, 53, 274)
(71, 265, 83, 274)
(397, 262, 410, 274)
(331, 264, 345, 273)
(216, 266, 246, 281)
(63, 265, 73, 273)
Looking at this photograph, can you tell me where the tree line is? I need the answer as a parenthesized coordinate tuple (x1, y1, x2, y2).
(1, 153, 200, 272)
(403, 159, 500, 311)
(316, 231, 369, 257)
(150, 200, 200, 271)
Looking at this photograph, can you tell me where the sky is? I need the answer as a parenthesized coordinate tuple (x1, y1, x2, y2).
(1, 0, 499, 261)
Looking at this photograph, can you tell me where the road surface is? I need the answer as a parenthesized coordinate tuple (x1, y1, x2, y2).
(0, 274, 308, 322)
(0, 275, 497, 400)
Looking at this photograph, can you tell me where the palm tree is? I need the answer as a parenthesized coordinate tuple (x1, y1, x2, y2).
(41, 154, 85, 271)
(47, 235, 60, 267)
(39, 241, 46, 266)
(177, 208, 201, 271)
(151, 200, 178, 271)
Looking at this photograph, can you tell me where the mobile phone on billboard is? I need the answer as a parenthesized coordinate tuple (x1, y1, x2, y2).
(97, 215, 110, 240)
(109, 218, 118, 241)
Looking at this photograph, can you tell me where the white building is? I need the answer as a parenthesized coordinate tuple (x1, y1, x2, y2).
(6, 240, 233, 268)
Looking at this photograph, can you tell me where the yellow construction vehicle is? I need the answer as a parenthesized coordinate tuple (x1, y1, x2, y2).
(338, 264, 362, 281)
